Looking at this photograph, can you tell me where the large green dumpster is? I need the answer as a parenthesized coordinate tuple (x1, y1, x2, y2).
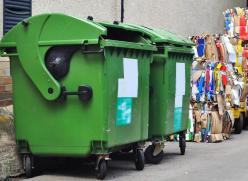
(0, 14, 156, 179)
(128, 25, 194, 163)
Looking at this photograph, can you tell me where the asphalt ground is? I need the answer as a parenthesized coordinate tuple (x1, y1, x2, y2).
(13, 130, 248, 181)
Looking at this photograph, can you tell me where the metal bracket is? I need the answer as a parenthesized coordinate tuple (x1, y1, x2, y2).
(152, 141, 165, 156)
(95, 154, 110, 170)
(81, 41, 103, 54)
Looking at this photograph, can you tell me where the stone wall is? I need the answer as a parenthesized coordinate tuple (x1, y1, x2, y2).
(0, 107, 23, 180)
(0, 58, 12, 107)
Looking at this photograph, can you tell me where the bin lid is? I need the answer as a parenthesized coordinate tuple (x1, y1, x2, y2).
(127, 24, 195, 47)
(0, 13, 110, 102)
(0, 14, 155, 102)
(99, 21, 142, 34)
(0, 13, 107, 48)
(98, 21, 153, 44)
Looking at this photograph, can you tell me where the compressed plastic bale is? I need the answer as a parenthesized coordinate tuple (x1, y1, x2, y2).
(217, 94, 224, 116)
(222, 112, 232, 139)
(209, 111, 223, 143)
(211, 111, 223, 134)
(192, 70, 203, 83)
(200, 113, 208, 129)
(194, 110, 201, 123)
(231, 84, 242, 106)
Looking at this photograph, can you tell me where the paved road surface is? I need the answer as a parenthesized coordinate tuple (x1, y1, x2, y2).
(16, 131, 248, 181)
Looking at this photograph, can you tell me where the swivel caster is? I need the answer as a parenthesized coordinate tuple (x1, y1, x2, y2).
(96, 158, 108, 180)
(24, 155, 34, 178)
(145, 144, 164, 164)
(179, 132, 186, 155)
(134, 149, 145, 170)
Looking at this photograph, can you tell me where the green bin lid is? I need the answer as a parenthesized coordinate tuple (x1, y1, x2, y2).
(127, 24, 195, 47)
(96, 21, 157, 51)
(0, 13, 108, 48)
(99, 21, 143, 34)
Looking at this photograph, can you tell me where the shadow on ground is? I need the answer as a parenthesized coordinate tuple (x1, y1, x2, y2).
(12, 149, 183, 180)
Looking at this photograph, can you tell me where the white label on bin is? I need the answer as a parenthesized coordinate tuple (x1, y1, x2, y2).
(116, 58, 138, 126)
(174, 62, 186, 132)
(175, 63, 185, 97)
(117, 58, 138, 98)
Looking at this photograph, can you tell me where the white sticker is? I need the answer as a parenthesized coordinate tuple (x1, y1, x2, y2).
(174, 62, 186, 132)
(118, 58, 138, 98)
(175, 95, 183, 107)
(175, 63, 185, 96)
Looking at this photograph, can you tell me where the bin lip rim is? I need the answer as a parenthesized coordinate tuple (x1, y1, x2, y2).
(0, 39, 157, 53)
(98, 21, 158, 49)
(165, 45, 194, 54)
(156, 43, 194, 50)
(0, 42, 16, 48)
(126, 24, 195, 47)
(98, 21, 142, 33)
(100, 39, 157, 51)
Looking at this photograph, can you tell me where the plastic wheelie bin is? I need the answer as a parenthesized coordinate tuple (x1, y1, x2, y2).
(128, 25, 194, 164)
(0, 14, 156, 179)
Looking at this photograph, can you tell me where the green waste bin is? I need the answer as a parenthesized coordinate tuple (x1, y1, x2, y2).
(0, 14, 156, 179)
(128, 25, 194, 164)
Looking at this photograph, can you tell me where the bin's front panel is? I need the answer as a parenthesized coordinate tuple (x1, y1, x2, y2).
(149, 51, 192, 138)
(149, 56, 167, 138)
(103, 47, 150, 148)
(164, 52, 192, 135)
(11, 50, 106, 156)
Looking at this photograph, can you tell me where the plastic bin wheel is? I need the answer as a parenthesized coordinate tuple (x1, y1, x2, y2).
(96, 159, 107, 180)
(134, 149, 145, 170)
(179, 133, 186, 155)
(24, 155, 33, 178)
(234, 114, 243, 134)
(144, 145, 164, 164)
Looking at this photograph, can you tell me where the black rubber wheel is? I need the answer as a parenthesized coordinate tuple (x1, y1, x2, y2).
(24, 155, 33, 178)
(179, 133, 186, 155)
(96, 159, 107, 180)
(134, 149, 145, 170)
(234, 114, 243, 134)
(180, 144, 186, 155)
(144, 145, 163, 164)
